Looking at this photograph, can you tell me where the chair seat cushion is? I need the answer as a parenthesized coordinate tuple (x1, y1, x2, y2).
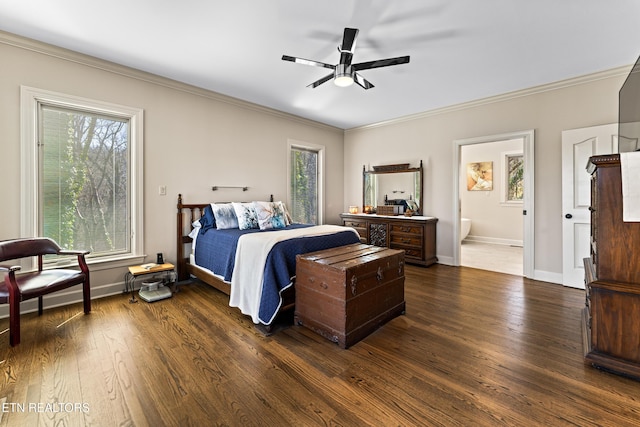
(11, 269, 87, 300)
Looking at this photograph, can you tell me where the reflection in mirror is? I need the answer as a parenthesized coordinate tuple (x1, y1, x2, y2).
(363, 161, 423, 215)
(363, 173, 376, 212)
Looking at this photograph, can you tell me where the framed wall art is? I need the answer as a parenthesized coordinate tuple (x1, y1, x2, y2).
(466, 161, 493, 191)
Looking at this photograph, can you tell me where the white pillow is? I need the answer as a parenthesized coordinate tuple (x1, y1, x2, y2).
(211, 203, 239, 230)
(232, 202, 259, 230)
(188, 220, 201, 252)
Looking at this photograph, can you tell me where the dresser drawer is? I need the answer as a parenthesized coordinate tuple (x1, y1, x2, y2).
(390, 234, 422, 247)
(390, 232, 423, 260)
(393, 246, 423, 260)
(343, 221, 368, 243)
(344, 220, 366, 229)
(390, 224, 424, 235)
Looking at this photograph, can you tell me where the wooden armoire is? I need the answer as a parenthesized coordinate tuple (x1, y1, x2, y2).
(583, 154, 640, 378)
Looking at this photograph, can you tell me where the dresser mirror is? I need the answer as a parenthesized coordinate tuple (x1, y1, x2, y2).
(363, 161, 423, 215)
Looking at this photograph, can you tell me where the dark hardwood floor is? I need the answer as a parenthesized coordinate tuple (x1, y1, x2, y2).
(1, 264, 640, 426)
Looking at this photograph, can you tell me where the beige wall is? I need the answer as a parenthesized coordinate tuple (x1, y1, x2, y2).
(0, 32, 344, 308)
(344, 70, 627, 281)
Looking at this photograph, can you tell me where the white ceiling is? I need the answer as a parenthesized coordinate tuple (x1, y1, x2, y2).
(2, 1, 640, 129)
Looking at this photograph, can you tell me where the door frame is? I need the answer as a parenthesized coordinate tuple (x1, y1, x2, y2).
(452, 130, 535, 278)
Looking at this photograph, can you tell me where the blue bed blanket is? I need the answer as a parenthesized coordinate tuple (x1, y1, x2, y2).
(194, 224, 361, 325)
(195, 224, 311, 283)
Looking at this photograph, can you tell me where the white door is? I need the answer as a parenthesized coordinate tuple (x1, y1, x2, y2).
(561, 124, 617, 288)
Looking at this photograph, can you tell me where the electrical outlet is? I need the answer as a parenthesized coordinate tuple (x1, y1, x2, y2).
(159, 185, 166, 196)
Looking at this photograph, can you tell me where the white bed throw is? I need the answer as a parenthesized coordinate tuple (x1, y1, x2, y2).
(229, 225, 356, 324)
(621, 151, 640, 222)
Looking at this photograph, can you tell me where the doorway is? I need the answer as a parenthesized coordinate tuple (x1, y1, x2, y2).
(453, 130, 535, 278)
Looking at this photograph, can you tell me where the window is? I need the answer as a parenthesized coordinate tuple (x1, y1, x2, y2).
(289, 142, 324, 224)
(502, 152, 524, 203)
(21, 87, 144, 265)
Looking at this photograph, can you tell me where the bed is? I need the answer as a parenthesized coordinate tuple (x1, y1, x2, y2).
(176, 194, 361, 327)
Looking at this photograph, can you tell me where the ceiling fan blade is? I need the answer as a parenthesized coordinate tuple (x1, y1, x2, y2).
(354, 72, 374, 90)
(307, 72, 334, 89)
(352, 55, 410, 71)
(282, 55, 335, 70)
(339, 27, 359, 66)
(341, 28, 359, 53)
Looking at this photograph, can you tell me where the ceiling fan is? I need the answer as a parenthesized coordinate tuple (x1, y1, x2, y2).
(282, 27, 410, 90)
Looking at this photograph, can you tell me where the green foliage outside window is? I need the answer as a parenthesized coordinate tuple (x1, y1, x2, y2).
(290, 148, 318, 224)
(41, 106, 129, 254)
(507, 155, 524, 201)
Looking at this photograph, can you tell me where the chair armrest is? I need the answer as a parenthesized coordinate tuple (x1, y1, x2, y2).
(0, 264, 21, 273)
(57, 250, 90, 276)
(58, 249, 90, 256)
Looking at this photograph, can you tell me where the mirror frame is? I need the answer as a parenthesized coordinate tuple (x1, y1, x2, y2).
(362, 160, 423, 215)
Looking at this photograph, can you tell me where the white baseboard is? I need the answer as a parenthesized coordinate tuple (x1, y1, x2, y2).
(463, 235, 524, 247)
(0, 281, 126, 319)
(434, 255, 454, 266)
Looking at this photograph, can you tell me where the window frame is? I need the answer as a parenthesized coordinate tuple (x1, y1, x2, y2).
(287, 139, 324, 225)
(500, 150, 524, 205)
(20, 86, 145, 269)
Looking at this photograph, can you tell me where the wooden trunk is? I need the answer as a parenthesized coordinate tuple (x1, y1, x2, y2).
(295, 243, 405, 348)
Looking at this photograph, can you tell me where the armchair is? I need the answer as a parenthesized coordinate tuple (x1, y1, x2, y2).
(0, 237, 91, 346)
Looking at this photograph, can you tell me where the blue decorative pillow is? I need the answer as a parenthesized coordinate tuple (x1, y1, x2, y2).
(253, 201, 287, 230)
(199, 204, 216, 234)
(211, 203, 239, 230)
(232, 202, 259, 230)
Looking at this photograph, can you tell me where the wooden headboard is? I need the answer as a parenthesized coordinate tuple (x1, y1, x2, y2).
(176, 194, 209, 281)
(176, 193, 273, 282)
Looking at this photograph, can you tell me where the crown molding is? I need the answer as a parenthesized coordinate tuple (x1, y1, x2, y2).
(347, 65, 632, 133)
(0, 30, 342, 133)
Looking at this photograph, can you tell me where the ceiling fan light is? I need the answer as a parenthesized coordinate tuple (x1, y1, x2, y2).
(334, 64, 354, 87)
(334, 75, 354, 87)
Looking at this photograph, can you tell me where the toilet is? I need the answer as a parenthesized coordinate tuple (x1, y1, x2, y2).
(461, 218, 471, 241)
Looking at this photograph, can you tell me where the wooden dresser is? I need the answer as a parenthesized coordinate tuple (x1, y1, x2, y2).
(340, 213, 437, 266)
(583, 154, 640, 378)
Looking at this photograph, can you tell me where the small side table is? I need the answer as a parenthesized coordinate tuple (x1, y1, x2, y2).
(124, 263, 175, 303)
